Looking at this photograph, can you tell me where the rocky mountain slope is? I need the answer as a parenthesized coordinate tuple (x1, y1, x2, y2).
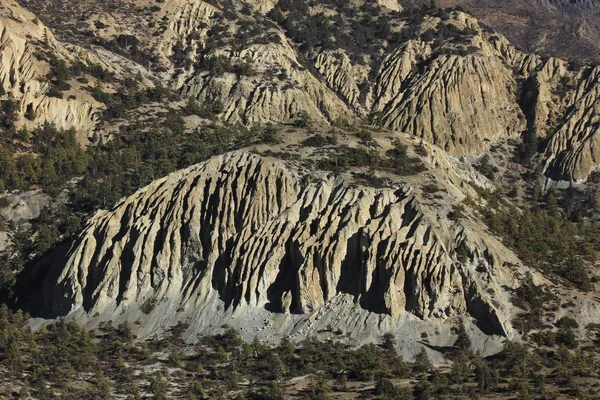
(421, 0, 600, 63)
(144, 0, 600, 180)
(0, 2, 99, 136)
(1, 0, 600, 364)
(28, 149, 520, 354)
(11, 0, 600, 179)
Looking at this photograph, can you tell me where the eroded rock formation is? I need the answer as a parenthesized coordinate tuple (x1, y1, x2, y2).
(182, 38, 355, 125)
(148, 1, 600, 179)
(543, 67, 600, 181)
(0, 2, 99, 136)
(37, 152, 517, 346)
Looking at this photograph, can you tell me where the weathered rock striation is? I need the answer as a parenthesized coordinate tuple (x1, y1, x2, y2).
(156, 2, 600, 179)
(10, 0, 600, 180)
(378, 52, 523, 155)
(378, 0, 403, 12)
(543, 67, 600, 181)
(35, 151, 517, 349)
(0, 2, 99, 135)
(315, 50, 371, 114)
(182, 39, 355, 125)
(158, 0, 220, 64)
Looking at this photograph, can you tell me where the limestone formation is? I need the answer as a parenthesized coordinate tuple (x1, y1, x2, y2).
(152, 3, 600, 178)
(368, 13, 526, 156)
(382, 53, 523, 155)
(243, 0, 279, 13)
(315, 50, 371, 114)
(486, 27, 600, 180)
(5, 0, 600, 180)
(12, 0, 600, 354)
(182, 39, 355, 125)
(0, 2, 99, 137)
(372, 40, 432, 115)
(0, 191, 51, 224)
(158, 0, 220, 64)
(544, 67, 600, 181)
(39, 152, 517, 346)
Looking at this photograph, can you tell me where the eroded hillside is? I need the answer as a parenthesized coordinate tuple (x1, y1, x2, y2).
(0, 4, 599, 397)
(9, 0, 600, 180)
(28, 148, 521, 351)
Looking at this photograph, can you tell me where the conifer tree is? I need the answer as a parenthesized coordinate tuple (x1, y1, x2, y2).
(413, 347, 432, 374)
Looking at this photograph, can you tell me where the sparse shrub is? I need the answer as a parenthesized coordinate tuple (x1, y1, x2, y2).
(413, 347, 432, 374)
(292, 111, 310, 128)
(141, 298, 158, 314)
(261, 124, 280, 144)
(302, 134, 336, 147)
(474, 154, 498, 179)
(422, 183, 441, 193)
(448, 203, 465, 221)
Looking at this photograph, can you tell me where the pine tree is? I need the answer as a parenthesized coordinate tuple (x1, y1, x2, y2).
(5, 338, 21, 374)
(516, 382, 534, 400)
(453, 320, 472, 355)
(383, 333, 396, 352)
(169, 347, 185, 367)
(413, 347, 432, 374)
(278, 336, 295, 360)
(306, 376, 331, 400)
(186, 380, 206, 400)
(449, 353, 470, 384)
(413, 375, 432, 400)
(532, 181, 543, 210)
(217, 345, 229, 362)
(472, 353, 497, 393)
(94, 369, 112, 397)
(545, 186, 558, 215)
(267, 352, 288, 381)
(252, 336, 267, 359)
(150, 373, 168, 400)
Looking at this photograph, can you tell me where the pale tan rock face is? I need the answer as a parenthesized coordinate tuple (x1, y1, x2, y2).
(182, 39, 355, 125)
(240, 0, 401, 13)
(527, 58, 570, 136)
(315, 50, 371, 114)
(501, 50, 600, 181)
(43, 152, 514, 340)
(175, 10, 528, 146)
(161, 7, 562, 164)
(243, 0, 279, 13)
(380, 53, 523, 155)
(158, 0, 219, 63)
(487, 31, 600, 181)
(21, 90, 98, 134)
(0, 2, 98, 136)
(373, 41, 432, 115)
(367, 13, 529, 156)
(9, 0, 600, 181)
(377, 0, 403, 12)
(160, 0, 355, 125)
(544, 67, 600, 181)
(0, 23, 36, 97)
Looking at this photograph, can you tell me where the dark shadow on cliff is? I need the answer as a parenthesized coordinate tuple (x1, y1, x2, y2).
(419, 341, 458, 355)
(10, 238, 74, 319)
(466, 285, 507, 337)
(265, 238, 303, 314)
